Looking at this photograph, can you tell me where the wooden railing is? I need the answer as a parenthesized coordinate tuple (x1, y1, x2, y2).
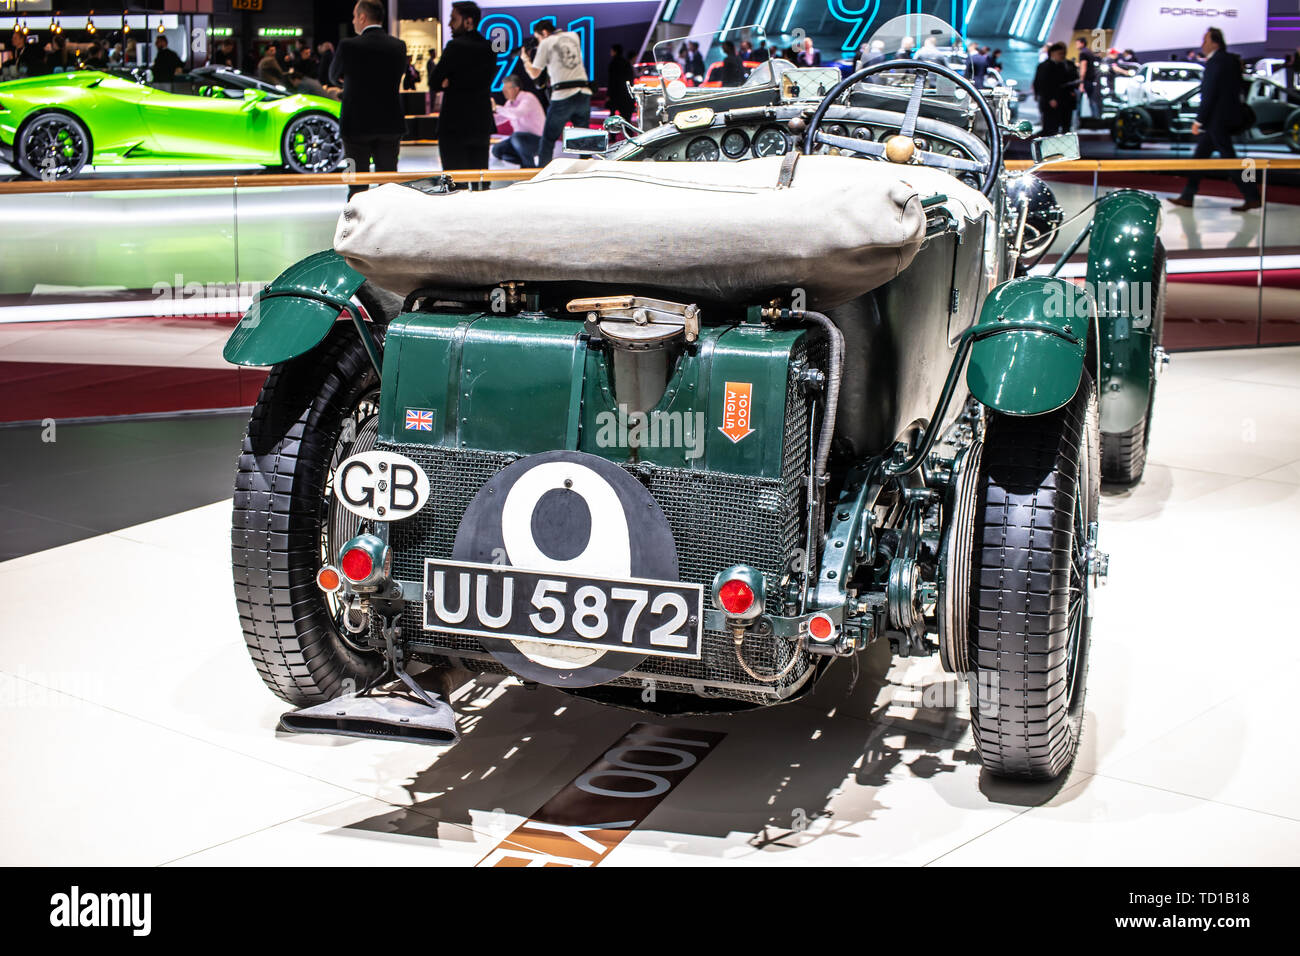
(1, 158, 1298, 195)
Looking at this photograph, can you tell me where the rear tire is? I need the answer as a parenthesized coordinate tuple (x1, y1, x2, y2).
(1100, 239, 1165, 484)
(967, 375, 1099, 780)
(232, 323, 386, 706)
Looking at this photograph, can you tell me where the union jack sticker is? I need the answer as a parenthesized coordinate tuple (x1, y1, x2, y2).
(405, 408, 435, 432)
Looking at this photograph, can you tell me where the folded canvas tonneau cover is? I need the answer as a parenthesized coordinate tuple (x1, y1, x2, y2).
(334, 155, 986, 309)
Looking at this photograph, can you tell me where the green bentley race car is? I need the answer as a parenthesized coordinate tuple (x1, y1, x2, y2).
(0, 65, 344, 179)
(223, 15, 1166, 783)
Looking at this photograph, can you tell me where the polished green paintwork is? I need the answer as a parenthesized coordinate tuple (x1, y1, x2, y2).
(0, 70, 339, 168)
(966, 276, 1088, 416)
(378, 311, 804, 478)
(576, 323, 805, 477)
(223, 250, 365, 366)
(378, 311, 584, 452)
(1086, 189, 1162, 433)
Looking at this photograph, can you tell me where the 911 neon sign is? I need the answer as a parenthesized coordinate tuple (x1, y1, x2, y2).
(481, 13, 595, 92)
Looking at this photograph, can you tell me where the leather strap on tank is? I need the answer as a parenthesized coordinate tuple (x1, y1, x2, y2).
(777, 150, 800, 188)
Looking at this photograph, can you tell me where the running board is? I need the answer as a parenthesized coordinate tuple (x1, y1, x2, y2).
(279, 690, 460, 745)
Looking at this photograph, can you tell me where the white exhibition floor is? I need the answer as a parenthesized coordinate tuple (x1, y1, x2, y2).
(3, 347, 1299, 867)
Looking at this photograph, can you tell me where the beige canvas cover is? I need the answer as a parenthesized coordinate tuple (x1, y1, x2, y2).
(334, 155, 988, 308)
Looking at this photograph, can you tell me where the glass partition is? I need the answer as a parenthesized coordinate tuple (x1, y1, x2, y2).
(1030, 164, 1295, 350)
(0, 159, 1296, 424)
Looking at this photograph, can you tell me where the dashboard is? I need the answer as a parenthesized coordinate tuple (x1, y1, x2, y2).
(646, 117, 984, 189)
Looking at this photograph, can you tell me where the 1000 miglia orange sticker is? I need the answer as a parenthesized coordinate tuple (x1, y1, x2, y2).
(719, 381, 755, 443)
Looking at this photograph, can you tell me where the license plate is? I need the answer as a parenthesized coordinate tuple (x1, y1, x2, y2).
(422, 558, 703, 660)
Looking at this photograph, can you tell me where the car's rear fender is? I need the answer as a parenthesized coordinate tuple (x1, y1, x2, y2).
(965, 276, 1091, 416)
(223, 250, 367, 367)
(1086, 188, 1162, 433)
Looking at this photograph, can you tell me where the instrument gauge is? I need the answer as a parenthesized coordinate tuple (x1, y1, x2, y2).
(751, 127, 789, 157)
(852, 126, 874, 141)
(913, 136, 931, 152)
(824, 123, 848, 138)
(721, 129, 750, 159)
(686, 136, 721, 162)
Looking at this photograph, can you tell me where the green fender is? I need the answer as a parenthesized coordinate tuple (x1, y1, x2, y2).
(1086, 188, 1162, 433)
(966, 276, 1090, 416)
(222, 250, 366, 367)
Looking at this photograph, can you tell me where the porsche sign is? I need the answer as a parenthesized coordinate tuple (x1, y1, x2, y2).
(1116, 0, 1267, 51)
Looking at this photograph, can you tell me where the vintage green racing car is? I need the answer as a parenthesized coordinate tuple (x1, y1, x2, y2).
(223, 16, 1166, 781)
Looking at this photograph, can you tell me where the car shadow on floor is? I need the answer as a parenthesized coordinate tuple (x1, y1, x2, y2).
(337, 639, 1082, 853)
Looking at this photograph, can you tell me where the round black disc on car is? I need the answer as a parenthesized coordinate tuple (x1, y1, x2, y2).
(448, 450, 681, 688)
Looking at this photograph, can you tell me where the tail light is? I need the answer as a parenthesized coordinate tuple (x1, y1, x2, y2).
(808, 613, 836, 643)
(340, 548, 373, 582)
(718, 579, 754, 615)
(711, 565, 765, 622)
(316, 565, 342, 593)
(337, 534, 390, 589)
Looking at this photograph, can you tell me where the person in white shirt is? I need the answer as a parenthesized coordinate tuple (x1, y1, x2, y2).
(520, 18, 591, 165)
(492, 74, 545, 167)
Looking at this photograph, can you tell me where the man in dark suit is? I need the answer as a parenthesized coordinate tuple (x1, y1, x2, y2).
(1033, 42, 1076, 135)
(330, 0, 407, 197)
(1170, 28, 1260, 212)
(426, 1, 495, 178)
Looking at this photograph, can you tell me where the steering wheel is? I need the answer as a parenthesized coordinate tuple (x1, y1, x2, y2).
(802, 58, 1002, 197)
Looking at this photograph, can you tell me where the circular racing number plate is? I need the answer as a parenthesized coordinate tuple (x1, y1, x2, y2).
(446, 450, 684, 687)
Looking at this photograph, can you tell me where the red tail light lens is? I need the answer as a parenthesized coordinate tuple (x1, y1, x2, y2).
(808, 613, 835, 642)
(718, 579, 755, 616)
(340, 548, 374, 582)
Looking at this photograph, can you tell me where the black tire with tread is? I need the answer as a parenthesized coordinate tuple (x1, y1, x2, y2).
(968, 376, 1099, 780)
(232, 322, 386, 706)
(1101, 412, 1148, 483)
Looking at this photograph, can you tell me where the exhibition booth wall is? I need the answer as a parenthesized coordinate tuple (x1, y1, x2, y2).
(0, 159, 1297, 424)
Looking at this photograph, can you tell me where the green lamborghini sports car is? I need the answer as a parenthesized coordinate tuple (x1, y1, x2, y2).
(0, 66, 344, 180)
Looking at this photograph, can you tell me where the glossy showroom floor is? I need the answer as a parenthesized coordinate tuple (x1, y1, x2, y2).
(1, 347, 1298, 866)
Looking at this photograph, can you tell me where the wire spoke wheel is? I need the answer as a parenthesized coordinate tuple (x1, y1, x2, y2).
(320, 388, 380, 650)
(283, 113, 343, 174)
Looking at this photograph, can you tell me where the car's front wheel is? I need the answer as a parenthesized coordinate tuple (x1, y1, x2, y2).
(281, 112, 344, 174)
(15, 111, 91, 180)
(967, 375, 1099, 780)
